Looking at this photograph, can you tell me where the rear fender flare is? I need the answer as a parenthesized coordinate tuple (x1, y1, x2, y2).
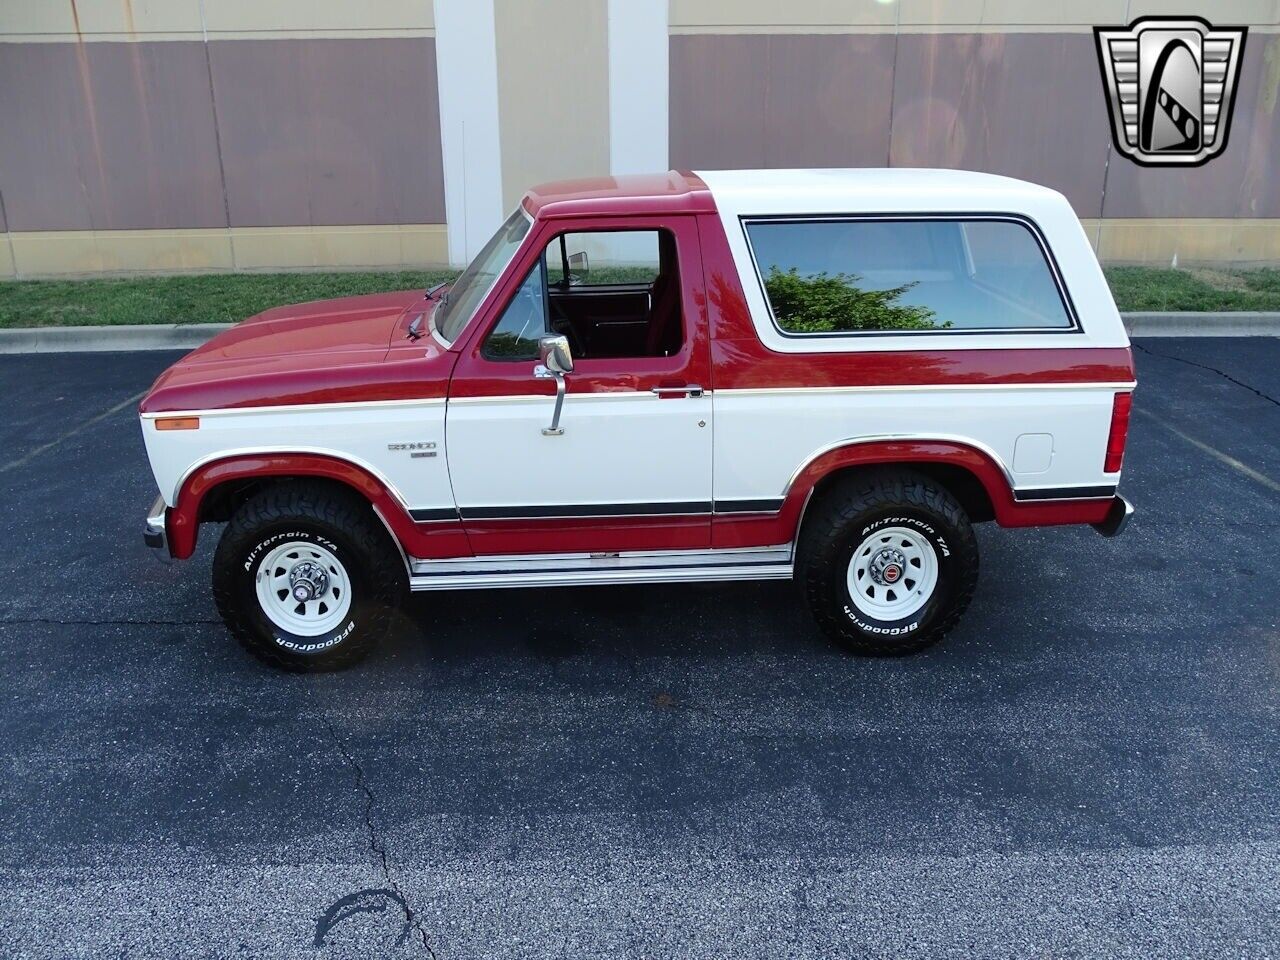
(784, 438, 1014, 531)
(782, 437, 1111, 534)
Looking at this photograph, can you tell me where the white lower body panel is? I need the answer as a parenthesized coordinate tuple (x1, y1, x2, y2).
(713, 384, 1123, 502)
(408, 545, 793, 591)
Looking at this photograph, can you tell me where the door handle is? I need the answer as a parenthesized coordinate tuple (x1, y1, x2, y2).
(651, 384, 704, 398)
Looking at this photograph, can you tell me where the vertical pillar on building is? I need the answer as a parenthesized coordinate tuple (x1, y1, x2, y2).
(433, 0, 505, 265)
(607, 0, 670, 176)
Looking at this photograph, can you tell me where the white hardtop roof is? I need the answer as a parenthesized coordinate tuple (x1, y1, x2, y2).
(694, 168, 1124, 352)
(696, 168, 1070, 218)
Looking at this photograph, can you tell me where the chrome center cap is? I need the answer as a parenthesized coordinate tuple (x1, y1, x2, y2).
(288, 560, 330, 603)
(868, 547, 907, 586)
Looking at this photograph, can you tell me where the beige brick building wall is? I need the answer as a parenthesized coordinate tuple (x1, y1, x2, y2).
(0, 0, 1277, 276)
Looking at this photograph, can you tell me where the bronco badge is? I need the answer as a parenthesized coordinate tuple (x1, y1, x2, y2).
(387, 441, 437, 459)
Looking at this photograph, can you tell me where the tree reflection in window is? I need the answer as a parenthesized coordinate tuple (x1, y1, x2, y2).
(483, 331, 539, 359)
(763, 267, 945, 333)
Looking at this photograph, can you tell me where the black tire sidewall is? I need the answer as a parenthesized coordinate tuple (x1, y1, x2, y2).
(230, 524, 374, 660)
(828, 508, 964, 641)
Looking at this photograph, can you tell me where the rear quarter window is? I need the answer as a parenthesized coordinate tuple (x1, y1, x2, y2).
(743, 217, 1075, 336)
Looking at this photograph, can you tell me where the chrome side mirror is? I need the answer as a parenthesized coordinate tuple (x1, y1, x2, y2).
(567, 250, 589, 284)
(538, 334, 574, 375)
(534, 335, 572, 436)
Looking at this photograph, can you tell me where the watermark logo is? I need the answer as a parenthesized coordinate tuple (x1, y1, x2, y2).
(1094, 16, 1247, 167)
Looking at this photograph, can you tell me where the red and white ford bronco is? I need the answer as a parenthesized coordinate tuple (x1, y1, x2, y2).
(141, 169, 1134, 670)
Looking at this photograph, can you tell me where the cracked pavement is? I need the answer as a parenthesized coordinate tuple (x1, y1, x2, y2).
(1132, 342, 1280, 409)
(321, 716, 438, 958)
(0, 339, 1278, 958)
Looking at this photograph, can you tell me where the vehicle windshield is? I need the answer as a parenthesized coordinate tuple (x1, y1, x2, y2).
(435, 208, 532, 344)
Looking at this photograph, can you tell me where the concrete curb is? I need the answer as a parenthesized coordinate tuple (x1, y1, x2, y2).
(0, 313, 1277, 354)
(0, 323, 235, 354)
(1123, 312, 1280, 337)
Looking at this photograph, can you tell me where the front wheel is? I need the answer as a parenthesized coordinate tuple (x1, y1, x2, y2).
(212, 483, 406, 671)
(800, 470, 979, 656)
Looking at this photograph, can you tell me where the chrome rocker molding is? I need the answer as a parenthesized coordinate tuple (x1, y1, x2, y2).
(407, 546, 794, 591)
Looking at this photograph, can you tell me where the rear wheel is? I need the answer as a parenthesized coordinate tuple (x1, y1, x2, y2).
(800, 470, 978, 656)
(212, 483, 406, 671)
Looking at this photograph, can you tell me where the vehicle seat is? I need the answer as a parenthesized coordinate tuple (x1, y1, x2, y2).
(645, 232, 682, 356)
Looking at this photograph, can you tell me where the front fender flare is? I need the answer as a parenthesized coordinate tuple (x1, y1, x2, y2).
(167, 453, 464, 560)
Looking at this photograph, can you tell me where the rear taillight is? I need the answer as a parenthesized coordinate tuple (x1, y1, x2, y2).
(1104, 392, 1132, 473)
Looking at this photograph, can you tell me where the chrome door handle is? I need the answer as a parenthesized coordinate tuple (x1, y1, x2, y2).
(651, 384, 704, 398)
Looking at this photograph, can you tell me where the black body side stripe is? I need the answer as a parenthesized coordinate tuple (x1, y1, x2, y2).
(712, 498, 786, 514)
(412, 500, 791, 523)
(461, 501, 713, 520)
(410, 507, 460, 522)
(1013, 485, 1117, 502)
(416, 490, 1111, 521)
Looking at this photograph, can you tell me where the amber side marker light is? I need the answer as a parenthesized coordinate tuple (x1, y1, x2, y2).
(155, 417, 200, 431)
(1104, 392, 1132, 473)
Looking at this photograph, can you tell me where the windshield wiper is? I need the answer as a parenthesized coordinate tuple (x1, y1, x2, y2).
(426, 281, 449, 300)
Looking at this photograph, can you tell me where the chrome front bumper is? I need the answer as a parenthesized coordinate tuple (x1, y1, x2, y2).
(1091, 494, 1134, 538)
(144, 494, 167, 550)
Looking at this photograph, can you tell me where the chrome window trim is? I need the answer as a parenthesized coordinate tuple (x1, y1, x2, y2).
(739, 212, 1082, 340)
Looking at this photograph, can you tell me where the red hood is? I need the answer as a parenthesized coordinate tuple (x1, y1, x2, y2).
(182, 290, 423, 364)
(140, 290, 457, 413)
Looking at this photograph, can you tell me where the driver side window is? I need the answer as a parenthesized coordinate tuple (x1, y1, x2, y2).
(481, 261, 547, 361)
(481, 226, 684, 363)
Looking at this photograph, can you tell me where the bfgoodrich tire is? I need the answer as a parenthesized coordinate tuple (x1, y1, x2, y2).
(212, 483, 406, 671)
(800, 470, 978, 656)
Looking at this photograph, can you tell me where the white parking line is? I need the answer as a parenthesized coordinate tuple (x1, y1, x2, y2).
(0, 391, 146, 476)
(1137, 407, 1280, 495)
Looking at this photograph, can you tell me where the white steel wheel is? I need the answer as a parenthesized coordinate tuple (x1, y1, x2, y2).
(254, 541, 352, 637)
(846, 525, 939, 621)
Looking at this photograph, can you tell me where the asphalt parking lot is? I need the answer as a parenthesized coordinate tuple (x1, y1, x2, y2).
(0, 338, 1277, 958)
